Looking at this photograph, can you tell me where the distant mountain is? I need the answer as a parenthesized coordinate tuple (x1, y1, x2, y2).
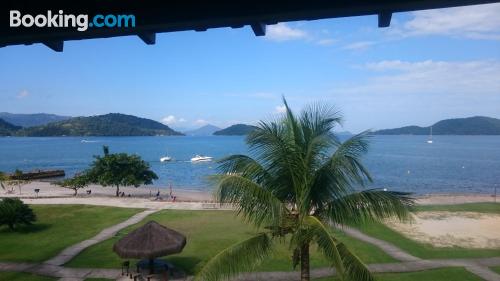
(0, 112, 71, 127)
(335, 131, 352, 136)
(374, 116, 500, 135)
(17, 113, 184, 137)
(184, 124, 221, 136)
(214, 124, 258, 136)
(0, 118, 22, 136)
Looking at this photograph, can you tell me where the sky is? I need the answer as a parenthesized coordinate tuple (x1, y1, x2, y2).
(1, 3, 499, 133)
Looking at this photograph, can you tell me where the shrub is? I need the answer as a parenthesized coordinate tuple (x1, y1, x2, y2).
(0, 198, 36, 230)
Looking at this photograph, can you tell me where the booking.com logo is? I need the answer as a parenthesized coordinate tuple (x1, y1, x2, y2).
(9, 10, 136, 31)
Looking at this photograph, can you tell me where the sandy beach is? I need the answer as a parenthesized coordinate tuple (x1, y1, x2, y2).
(387, 211, 500, 249)
(0, 181, 497, 209)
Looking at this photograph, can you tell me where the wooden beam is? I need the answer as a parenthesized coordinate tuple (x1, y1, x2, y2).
(138, 33, 156, 45)
(378, 11, 392, 28)
(250, 23, 266, 36)
(43, 41, 63, 52)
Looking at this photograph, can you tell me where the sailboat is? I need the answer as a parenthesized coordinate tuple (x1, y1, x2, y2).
(427, 127, 433, 144)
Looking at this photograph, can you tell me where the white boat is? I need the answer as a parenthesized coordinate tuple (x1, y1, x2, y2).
(427, 126, 433, 144)
(191, 155, 213, 162)
(160, 156, 172, 162)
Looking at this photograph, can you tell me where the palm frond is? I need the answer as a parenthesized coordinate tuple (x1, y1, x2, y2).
(217, 154, 272, 186)
(324, 189, 414, 225)
(195, 233, 273, 281)
(303, 216, 345, 277)
(310, 131, 373, 207)
(337, 243, 375, 281)
(215, 174, 287, 227)
(246, 119, 301, 201)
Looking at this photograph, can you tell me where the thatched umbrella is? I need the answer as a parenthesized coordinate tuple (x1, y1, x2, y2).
(113, 221, 186, 274)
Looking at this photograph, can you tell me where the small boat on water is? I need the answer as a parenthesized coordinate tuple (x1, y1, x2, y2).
(427, 127, 433, 144)
(160, 156, 172, 162)
(191, 155, 213, 162)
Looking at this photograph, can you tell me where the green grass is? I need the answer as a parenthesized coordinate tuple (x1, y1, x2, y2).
(0, 272, 55, 281)
(416, 202, 500, 214)
(492, 266, 500, 274)
(356, 203, 500, 260)
(315, 267, 484, 281)
(0, 205, 142, 262)
(67, 210, 395, 274)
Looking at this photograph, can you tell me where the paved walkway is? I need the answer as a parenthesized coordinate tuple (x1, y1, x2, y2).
(1, 208, 499, 281)
(45, 209, 158, 266)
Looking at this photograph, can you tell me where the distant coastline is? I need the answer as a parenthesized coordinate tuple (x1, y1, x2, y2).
(374, 116, 500, 135)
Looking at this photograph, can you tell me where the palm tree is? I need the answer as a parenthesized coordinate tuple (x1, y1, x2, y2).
(196, 98, 413, 281)
(0, 172, 7, 191)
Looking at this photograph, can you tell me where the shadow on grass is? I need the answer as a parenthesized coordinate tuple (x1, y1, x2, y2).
(0, 223, 51, 234)
(166, 256, 203, 275)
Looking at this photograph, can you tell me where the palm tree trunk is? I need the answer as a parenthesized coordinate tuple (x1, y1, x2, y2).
(300, 243, 310, 281)
(116, 185, 120, 197)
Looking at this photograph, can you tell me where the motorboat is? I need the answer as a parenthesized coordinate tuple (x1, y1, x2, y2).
(160, 156, 172, 162)
(427, 126, 433, 144)
(191, 155, 213, 162)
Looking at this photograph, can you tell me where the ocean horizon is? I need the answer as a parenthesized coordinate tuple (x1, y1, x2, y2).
(1, 135, 499, 195)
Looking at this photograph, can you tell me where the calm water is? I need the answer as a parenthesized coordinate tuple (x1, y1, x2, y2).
(0, 135, 499, 195)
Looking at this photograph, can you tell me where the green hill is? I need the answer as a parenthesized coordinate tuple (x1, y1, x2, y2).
(374, 116, 500, 135)
(213, 124, 258, 136)
(17, 113, 184, 137)
(0, 112, 71, 127)
(0, 118, 22, 136)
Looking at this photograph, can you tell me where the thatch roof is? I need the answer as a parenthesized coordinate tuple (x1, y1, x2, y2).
(113, 221, 186, 259)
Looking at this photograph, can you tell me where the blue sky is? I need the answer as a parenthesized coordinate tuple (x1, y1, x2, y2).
(1, 4, 499, 132)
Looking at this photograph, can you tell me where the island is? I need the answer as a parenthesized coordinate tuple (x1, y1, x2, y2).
(13, 113, 183, 137)
(374, 116, 500, 135)
(213, 124, 258, 136)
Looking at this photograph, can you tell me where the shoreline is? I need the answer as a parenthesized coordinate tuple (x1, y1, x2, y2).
(0, 181, 498, 209)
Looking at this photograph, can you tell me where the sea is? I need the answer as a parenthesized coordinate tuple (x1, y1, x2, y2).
(0, 135, 499, 195)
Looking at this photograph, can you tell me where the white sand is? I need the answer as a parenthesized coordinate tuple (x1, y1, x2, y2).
(387, 211, 500, 249)
(416, 194, 498, 205)
(1, 181, 213, 201)
(1, 181, 498, 212)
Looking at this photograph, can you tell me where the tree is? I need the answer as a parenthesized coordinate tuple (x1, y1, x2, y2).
(87, 146, 158, 196)
(0, 172, 7, 191)
(0, 198, 36, 230)
(196, 98, 414, 281)
(56, 174, 89, 196)
(5, 170, 31, 195)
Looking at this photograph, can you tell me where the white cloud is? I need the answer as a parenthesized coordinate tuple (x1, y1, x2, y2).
(266, 23, 308, 42)
(161, 115, 186, 125)
(16, 90, 29, 99)
(275, 105, 287, 113)
(400, 3, 500, 40)
(194, 119, 209, 126)
(342, 41, 375, 51)
(316, 38, 337, 46)
(346, 60, 500, 95)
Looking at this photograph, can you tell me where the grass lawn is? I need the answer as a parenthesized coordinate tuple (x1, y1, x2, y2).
(492, 266, 500, 274)
(415, 202, 500, 214)
(356, 203, 500, 260)
(67, 210, 395, 274)
(0, 205, 142, 263)
(0, 272, 55, 281)
(314, 267, 484, 281)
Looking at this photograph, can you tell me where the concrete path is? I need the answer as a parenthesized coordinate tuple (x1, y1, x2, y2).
(336, 225, 500, 281)
(339, 225, 421, 262)
(45, 209, 158, 266)
(1, 208, 500, 280)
